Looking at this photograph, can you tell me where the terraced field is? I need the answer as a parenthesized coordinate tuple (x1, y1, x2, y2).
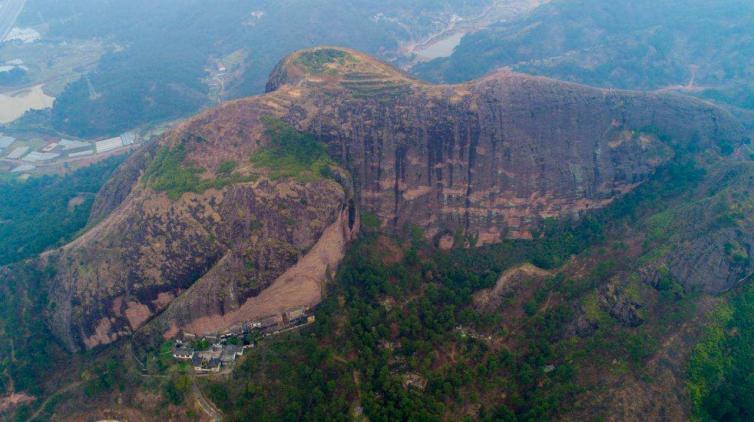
(340, 72, 412, 99)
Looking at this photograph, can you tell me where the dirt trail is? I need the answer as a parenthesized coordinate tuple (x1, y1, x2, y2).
(192, 378, 223, 422)
(27, 381, 83, 422)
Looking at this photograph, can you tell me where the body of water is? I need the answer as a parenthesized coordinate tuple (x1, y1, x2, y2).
(414, 32, 466, 61)
(0, 84, 54, 123)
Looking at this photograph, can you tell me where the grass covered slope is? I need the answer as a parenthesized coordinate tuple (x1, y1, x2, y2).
(142, 141, 254, 201)
(141, 117, 334, 200)
(250, 116, 336, 181)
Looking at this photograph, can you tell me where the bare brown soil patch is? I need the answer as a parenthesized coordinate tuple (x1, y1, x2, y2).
(473, 263, 552, 311)
(377, 235, 404, 265)
(67, 195, 87, 211)
(0, 393, 35, 414)
(183, 208, 354, 335)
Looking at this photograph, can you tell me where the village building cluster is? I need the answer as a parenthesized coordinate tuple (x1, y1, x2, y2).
(171, 307, 316, 372)
(173, 342, 246, 373)
(0, 131, 139, 175)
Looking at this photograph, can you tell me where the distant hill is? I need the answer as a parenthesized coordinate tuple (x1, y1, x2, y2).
(415, 0, 754, 111)
(14, 0, 508, 138)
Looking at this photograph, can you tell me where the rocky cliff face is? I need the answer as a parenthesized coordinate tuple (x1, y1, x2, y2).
(40, 47, 744, 351)
(266, 49, 742, 242)
(48, 168, 354, 351)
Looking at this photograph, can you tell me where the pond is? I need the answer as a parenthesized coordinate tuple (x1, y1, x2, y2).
(0, 84, 55, 123)
(414, 32, 466, 61)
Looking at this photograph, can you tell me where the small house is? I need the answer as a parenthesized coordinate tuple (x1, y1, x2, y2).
(257, 315, 281, 335)
(220, 345, 244, 364)
(284, 307, 307, 324)
(207, 358, 222, 372)
(173, 346, 194, 360)
(197, 344, 222, 361)
(192, 355, 203, 371)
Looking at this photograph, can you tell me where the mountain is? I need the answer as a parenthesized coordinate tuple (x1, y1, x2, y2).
(414, 0, 754, 111)
(32, 47, 743, 350)
(0, 47, 750, 420)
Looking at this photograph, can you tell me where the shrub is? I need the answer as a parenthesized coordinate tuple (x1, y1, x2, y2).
(217, 160, 237, 176)
(250, 117, 335, 182)
(296, 49, 352, 73)
(144, 143, 253, 200)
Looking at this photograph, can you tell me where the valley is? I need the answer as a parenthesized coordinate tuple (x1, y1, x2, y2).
(1, 0, 548, 145)
(415, 0, 754, 113)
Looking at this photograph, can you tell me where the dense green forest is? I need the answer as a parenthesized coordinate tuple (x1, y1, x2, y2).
(0, 155, 126, 266)
(688, 282, 754, 420)
(197, 152, 710, 420)
(415, 0, 754, 110)
(201, 233, 585, 420)
(0, 263, 62, 398)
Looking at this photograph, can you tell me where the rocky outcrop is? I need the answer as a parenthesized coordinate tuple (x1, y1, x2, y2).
(639, 163, 754, 294)
(88, 143, 157, 224)
(37, 47, 744, 351)
(149, 205, 357, 339)
(641, 228, 753, 294)
(599, 279, 645, 327)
